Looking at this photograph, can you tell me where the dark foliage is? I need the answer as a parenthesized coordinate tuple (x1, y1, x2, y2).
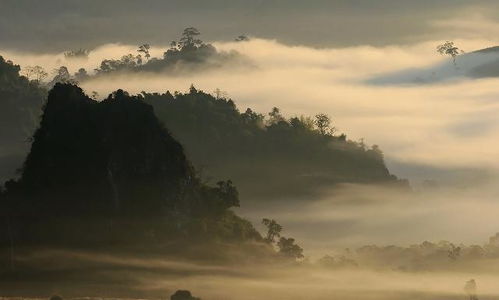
(0, 56, 46, 182)
(142, 87, 408, 200)
(318, 233, 499, 271)
(94, 28, 245, 76)
(277, 237, 304, 259)
(171, 290, 201, 300)
(64, 49, 90, 60)
(0, 84, 261, 249)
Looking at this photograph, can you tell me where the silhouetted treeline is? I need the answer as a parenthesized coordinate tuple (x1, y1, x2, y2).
(0, 54, 406, 202)
(93, 28, 248, 76)
(142, 87, 408, 200)
(318, 233, 499, 271)
(0, 84, 261, 251)
(0, 56, 46, 182)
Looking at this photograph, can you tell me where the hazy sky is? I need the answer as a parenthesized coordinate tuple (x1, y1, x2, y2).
(1, 0, 499, 51)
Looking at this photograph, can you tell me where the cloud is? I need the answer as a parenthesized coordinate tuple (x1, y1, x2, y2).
(5, 37, 499, 171)
(239, 181, 499, 257)
(12, 247, 499, 299)
(44, 38, 497, 171)
(4, 36, 499, 253)
(0, 0, 493, 51)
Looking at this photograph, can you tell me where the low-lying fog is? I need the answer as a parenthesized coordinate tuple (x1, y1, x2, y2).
(5, 248, 499, 299)
(5, 36, 499, 248)
(4, 37, 499, 173)
(240, 181, 499, 257)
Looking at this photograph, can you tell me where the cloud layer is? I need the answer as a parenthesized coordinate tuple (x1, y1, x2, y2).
(9, 37, 494, 171)
(4, 27, 499, 251)
(0, 0, 494, 51)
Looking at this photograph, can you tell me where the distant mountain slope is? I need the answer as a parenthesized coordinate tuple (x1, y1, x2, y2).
(368, 45, 499, 85)
(143, 88, 407, 200)
(90, 28, 251, 78)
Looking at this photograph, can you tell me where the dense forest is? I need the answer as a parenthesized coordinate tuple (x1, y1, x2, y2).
(0, 55, 407, 201)
(143, 87, 407, 199)
(0, 83, 263, 250)
(318, 233, 499, 272)
(0, 53, 406, 270)
(91, 28, 248, 77)
(18, 28, 249, 91)
(0, 81, 311, 276)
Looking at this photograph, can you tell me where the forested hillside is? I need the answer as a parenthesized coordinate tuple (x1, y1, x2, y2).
(0, 84, 261, 250)
(143, 87, 407, 200)
(93, 28, 248, 76)
(1, 55, 406, 201)
(0, 56, 46, 182)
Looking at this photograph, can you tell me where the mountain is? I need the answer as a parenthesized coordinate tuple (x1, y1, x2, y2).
(0, 84, 261, 249)
(0, 55, 405, 206)
(368, 45, 499, 85)
(0, 56, 46, 182)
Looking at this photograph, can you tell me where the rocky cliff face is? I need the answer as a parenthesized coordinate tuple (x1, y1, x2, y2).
(1, 84, 260, 247)
(17, 84, 194, 217)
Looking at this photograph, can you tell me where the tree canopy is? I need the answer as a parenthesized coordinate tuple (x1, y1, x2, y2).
(143, 87, 408, 200)
(0, 83, 261, 248)
(0, 56, 47, 182)
(92, 27, 246, 75)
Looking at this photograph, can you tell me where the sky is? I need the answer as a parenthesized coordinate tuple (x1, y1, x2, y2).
(2, 0, 499, 51)
(3, 0, 499, 251)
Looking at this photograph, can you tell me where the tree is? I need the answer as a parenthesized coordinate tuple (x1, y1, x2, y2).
(357, 138, 368, 151)
(277, 237, 304, 259)
(170, 290, 201, 300)
(448, 244, 461, 261)
(50, 66, 72, 84)
(136, 54, 143, 65)
(437, 41, 464, 66)
(96, 54, 141, 74)
(74, 68, 89, 82)
(464, 279, 478, 300)
(91, 91, 99, 100)
(235, 35, 250, 42)
(64, 49, 90, 60)
(22, 65, 48, 82)
(189, 84, 198, 94)
(268, 107, 285, 124)
(241, 108, 264, 125)
(215, 180, 239, 209)
(314, 113, 336, 136)
(137, 44, 151, 62)
(262, 218, 282, 244)
(179, 27, 202, 48)
(213, 88, 228, 99)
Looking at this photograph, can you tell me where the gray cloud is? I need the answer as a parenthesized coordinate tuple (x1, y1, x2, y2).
(0, 0, 493, 51)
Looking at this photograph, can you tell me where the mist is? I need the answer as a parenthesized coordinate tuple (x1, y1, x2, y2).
(5, 37, 499, 173)
(5, 36, 499, 250)
(4, 247, 499, 299)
